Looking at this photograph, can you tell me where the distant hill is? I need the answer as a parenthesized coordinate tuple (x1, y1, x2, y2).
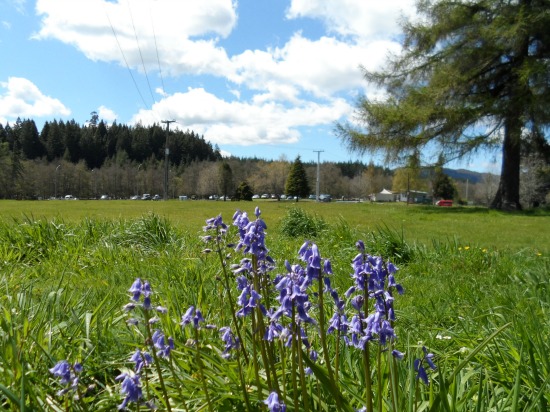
(417, 167, 495, 184)
(442, 168, 492, 184)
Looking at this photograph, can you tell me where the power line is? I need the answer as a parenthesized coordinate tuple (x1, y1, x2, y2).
(105, 8, 150, 110)
(150, 2, 176, 121)
(127, 0, 156, 105)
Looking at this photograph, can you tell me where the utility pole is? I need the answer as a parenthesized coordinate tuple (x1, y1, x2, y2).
(161, 120, 175, 200)
(313, 150, 324, 201)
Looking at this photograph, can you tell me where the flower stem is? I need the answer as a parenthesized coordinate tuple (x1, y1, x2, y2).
(144, 316, 172, 412)
(194, 328, 214, 412)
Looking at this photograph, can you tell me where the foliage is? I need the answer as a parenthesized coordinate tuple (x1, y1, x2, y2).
(235, 180, 254, 201)
(338, 0, 550, 211)
(279, 207, 329, 238)
(432, 171, 457, 200)
(0, 118, 221, 170)
(0, 209, 548, 410)
(218, 161, 233, 199)
(285, 155, 311, 198)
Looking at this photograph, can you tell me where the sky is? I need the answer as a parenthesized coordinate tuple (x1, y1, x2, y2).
(0, 0, 500, 172)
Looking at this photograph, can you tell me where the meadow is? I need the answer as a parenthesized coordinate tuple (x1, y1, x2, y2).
(0, 200, 548, 411)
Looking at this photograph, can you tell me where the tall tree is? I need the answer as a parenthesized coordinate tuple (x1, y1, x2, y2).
(218, 161, 233, 200)
(338, 0, 550, 210)
(285, 156, 311, 199)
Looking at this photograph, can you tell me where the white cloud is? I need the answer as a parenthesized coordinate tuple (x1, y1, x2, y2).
(98, 105, 117, 123)
(32, 0, 403, 101)
(33, 0, 237, 75)
(2, 21, 12, 30)
(286, 0, 416, 41)
(28, 0, 413, 151)
(0, 77, 71, 121)
(129, 87, 352, 147)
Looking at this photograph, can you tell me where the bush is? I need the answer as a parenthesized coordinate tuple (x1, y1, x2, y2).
(279, 207, 329, 238)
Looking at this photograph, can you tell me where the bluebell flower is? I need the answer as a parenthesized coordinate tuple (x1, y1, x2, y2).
(263, 391, 287, 412)
(423, 346, 437, 370)
(116, 372, 142, 410)
(151, 329, 173, 358)
(203, 214, 227, 233)
(414, 346, 437, 385)
(155, 305, 168, 314)
(130, 349, 152, 373)
(49, 360, 71, 384)
(123, 303, 136, 311)
(128, 278, 142, 301)
(180, 306, 195, 326)
(392, 349, 405, 360)
(414, 359, 429, 385)
(219, 326, 240, 358)
(194, 309, 205, 328)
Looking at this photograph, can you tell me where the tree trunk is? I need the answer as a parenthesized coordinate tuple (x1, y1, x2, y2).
(490, 117, 522, 210)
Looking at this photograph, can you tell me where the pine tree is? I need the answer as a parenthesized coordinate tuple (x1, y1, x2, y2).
(338, 0, 550, 210)
(218, 161, 233, 200)
(285, 156, 310, 199)
(235, 180, 254, 201)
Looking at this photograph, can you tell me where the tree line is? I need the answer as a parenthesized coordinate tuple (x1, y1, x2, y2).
(0, 116, 546, 207)
(0, 116, 221, 170)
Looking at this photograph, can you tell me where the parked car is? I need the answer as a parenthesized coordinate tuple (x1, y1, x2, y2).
(100, 194, 110, 200)
(152, 194, 161, 201)
(319, 194, 332, 202)
(64, 195, 76, 200)
(436, 199, 453, 207)
(130, 195, 140, 200)
(252, 194, 260, 199)
(141, 194, 151, 200)
(208, 195, 219, 200)
(261, 194, 270, 199)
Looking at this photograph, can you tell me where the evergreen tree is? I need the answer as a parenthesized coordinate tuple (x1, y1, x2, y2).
(44, 120, 65, 160)
(285, 156, 310, 199)
(235, 180, 254, 201)
(433, 171, 457, 200)
(338, 0, 550, 210)
(64, 119, 81, 162)
(19, 119, 44, 159)
(218, 161, 233, 200)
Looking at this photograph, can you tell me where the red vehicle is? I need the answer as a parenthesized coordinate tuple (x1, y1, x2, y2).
(436, 199, 453, 207)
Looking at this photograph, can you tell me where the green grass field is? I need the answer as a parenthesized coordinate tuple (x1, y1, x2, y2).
(0, 200, 548, 411)
(1, 199, 549, 252)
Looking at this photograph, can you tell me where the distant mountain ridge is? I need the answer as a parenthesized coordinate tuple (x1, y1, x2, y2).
(442, 168, 493, 184)
(417, 167, 494, 184)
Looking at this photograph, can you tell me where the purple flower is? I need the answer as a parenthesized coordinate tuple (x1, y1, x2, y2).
(194, 309, 205, 328)
(180, 306, 195, 326)
(116, 372, 142, 410)
(414, 347, 437, 385)
(49, 360, 71, 385)
(128, 278, 142, 301)
(264, 391, 287, 412)
(219, 326, 240, 358)
(414, 359, 429, 385)
(392, 349, 405, 360)
(129, 349, 152, 373)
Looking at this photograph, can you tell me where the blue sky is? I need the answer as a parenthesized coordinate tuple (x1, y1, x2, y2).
(0, 0, 500, 172)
